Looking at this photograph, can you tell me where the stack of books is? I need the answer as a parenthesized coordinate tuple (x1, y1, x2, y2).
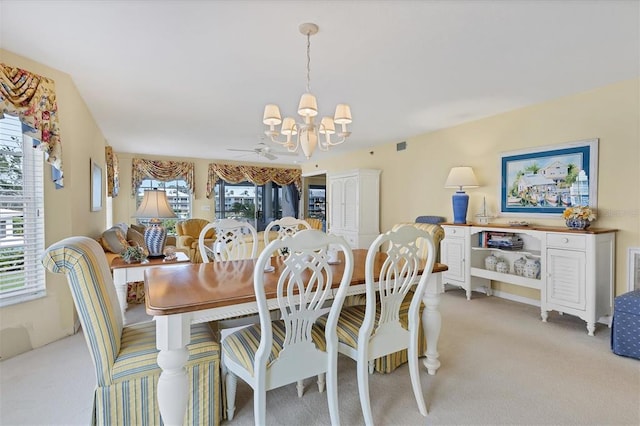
(486, 233, 524, 250)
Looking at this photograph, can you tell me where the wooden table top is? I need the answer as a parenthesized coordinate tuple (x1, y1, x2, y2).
(144, 249, 448, 316)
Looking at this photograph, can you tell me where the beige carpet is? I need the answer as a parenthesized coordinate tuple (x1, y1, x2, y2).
(1, 289, 638, 425)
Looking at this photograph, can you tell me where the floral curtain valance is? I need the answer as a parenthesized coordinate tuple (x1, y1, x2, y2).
(131, 158, 195, 196)
(206, 163, 302, 199)
(105, 146, 119, 197)
(0, 63, 64, 187)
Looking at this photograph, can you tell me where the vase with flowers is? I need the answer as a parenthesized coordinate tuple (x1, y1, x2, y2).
(562, 205, 596, 230)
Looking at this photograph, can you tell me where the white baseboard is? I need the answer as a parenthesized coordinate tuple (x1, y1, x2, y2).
(491, 289, 540, 307)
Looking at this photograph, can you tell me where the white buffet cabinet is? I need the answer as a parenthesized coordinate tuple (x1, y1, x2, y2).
(441, 223, 617, 335)
(327, 169, 380, 249)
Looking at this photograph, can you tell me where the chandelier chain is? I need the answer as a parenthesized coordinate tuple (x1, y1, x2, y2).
(306, 32, 311, 93)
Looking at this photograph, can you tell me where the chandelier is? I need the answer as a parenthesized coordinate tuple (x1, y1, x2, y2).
(262, 23, 352, 159)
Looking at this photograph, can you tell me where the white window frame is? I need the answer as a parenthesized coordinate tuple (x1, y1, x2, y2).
(0, 114, 46, 307)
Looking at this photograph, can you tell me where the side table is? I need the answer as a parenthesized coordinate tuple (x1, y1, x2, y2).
(110, 252, 190, 323)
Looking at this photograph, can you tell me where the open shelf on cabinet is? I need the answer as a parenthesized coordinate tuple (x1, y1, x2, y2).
(470, 267, 541, 290)
(471, 246, 541, 258)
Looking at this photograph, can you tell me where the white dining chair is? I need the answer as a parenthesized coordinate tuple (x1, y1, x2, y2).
(329, 225, 436, 425)
(221, 229, 354, 425)
(264, 216, 318, 395)
(198, 218, 258, 263)
(264, 216, 312, 249)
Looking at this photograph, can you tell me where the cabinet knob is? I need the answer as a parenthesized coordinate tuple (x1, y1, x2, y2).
(562, 237, 569, 243)
(451, 229, 457, 234)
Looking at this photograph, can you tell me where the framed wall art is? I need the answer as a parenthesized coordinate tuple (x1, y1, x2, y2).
(90, 158, 103, 212)
(500, 138, 598, 216)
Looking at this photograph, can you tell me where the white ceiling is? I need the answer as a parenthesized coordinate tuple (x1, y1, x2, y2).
(1, 1, 638, 166)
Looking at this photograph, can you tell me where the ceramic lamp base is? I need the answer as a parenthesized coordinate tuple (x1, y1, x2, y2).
(144, 223, 167, 257)
(452, 191, 470, 224)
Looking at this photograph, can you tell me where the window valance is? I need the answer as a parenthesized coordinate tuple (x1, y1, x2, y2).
(206, 163, 302, 199)
(0, 63, 64, 187)
(131, 158, 195, 196)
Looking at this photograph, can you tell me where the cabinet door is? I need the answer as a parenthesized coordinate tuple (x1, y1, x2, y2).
(547, 248, 586, 310)
(442, 237, 466, 283)
(343, 176, 358, 230)
(328, 178, 344, 231)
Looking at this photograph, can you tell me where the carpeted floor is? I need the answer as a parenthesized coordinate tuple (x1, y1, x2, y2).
(1, 289, 638, 425)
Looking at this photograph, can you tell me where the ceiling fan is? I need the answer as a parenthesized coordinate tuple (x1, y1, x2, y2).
(227, 142, 298, 161)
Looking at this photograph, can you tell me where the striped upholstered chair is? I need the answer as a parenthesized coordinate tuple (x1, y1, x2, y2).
(42, 236, 221, 425)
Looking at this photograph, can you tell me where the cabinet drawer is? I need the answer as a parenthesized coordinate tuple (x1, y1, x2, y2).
(546, 233, 586, 250)
(444, 227, 465, 237)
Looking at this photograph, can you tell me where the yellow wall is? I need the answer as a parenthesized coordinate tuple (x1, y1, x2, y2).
(0, 49, 107, 359)
(302, 78, 640, 299)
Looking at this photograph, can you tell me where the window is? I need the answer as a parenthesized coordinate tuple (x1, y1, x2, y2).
(214, 180, 286, 231)
(136, 178, 191, 235)
(0, 114, 45, 307)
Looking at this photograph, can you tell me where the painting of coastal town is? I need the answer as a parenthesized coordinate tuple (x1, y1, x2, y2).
(500, 139, 598, 215)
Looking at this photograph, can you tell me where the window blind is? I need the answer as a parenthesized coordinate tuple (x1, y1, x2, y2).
(0, 114, 45, 306)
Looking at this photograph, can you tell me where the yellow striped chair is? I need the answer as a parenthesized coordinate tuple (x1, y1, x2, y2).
(42, 236, 221, 426)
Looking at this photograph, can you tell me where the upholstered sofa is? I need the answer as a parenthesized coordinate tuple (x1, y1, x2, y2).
(98, 223, 148, 266)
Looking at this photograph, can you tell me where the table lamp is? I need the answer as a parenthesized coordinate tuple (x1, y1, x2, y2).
(445, 166, 479, 224)
(134, 189, 177, 257)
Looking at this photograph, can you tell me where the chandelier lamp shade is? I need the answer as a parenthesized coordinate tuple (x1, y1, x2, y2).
(133, 189, 177, 257)
(445, 166, 479, 224)
(262, 23, 352, 160)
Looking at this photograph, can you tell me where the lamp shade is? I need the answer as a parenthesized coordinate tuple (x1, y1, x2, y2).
(134, 189, 177, 257)
(445, 167, 479, 190)
(333, 104, 352, 124)
(319, 116, 335, 134)
(281, 117, 297, 136)
(134, 189, 177, 219)
(297, 93, 318, 117)
(263, 104, 282, 126)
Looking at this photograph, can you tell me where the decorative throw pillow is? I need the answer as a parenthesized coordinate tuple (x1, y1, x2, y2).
(127, 227, 148, 252)
(130, 223, 146, 235)
(100, 226, 129, 253)
(113, 222, 129, 235)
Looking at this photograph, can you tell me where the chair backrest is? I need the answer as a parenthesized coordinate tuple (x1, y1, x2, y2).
(176, 218, 213, 238)
(41, 236, 123, 386)
(253, 229, 354, 383)
(264, 217, 312, 250)
(362, 225, 436, 355)
(199, 218, 258, 263)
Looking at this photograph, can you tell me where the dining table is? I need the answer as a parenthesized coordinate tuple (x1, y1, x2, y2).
(145, 249, 448, 425)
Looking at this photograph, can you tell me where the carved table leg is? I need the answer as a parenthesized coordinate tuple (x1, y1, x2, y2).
(422, 274, 442, 375)
(155, 315, 191, 425)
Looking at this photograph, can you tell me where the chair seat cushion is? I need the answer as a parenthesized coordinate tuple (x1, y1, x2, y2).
(222, 320, 327, 376)
(320, 292, 423, 351)
(111, 321, 220, 382)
